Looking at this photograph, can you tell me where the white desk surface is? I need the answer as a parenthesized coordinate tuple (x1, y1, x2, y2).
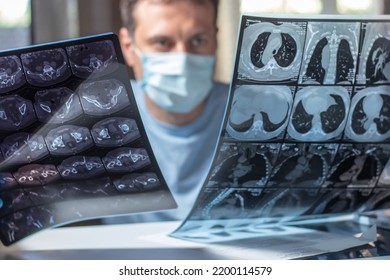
(13, 221, 191, 251)
(2, 221, 225, 260)
(0, 220, 386, 260)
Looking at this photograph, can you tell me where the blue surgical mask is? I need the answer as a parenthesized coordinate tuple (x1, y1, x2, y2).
(137, 51, 215, 113)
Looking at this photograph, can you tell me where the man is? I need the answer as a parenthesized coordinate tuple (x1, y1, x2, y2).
(114, 0, 229, 221)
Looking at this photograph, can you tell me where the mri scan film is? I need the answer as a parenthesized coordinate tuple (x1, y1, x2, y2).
(0, 33, 176, 246)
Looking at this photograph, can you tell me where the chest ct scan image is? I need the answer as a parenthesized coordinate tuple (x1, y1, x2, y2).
(173, 17, 390, 243)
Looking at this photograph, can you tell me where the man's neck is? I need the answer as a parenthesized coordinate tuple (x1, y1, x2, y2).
(144, 94, 206, 126)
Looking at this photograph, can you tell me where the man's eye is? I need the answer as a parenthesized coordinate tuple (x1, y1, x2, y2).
(155, 40, 170, 48)
(191, 37, 206, 47)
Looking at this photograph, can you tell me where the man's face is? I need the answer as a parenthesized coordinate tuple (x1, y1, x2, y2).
(120, 0, 218, 80)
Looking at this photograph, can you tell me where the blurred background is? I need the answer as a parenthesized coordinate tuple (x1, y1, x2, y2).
(0, 0, 389, 82)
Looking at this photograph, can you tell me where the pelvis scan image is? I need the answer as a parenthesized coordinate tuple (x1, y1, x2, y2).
(0, 33, 176, 245)
(173, 16, 390, 243)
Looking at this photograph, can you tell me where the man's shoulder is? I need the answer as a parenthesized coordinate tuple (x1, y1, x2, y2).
(210, 81, 230, 103)
(201, 81, 229, 123)
(212, 81, 230, 93)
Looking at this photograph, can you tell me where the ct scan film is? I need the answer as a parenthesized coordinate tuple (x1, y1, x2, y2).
(0, 33, 176, 245)
(172, 16, 390, 242)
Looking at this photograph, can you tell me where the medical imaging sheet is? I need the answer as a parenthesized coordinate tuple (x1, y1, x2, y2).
(173, 16, 390, 243)
(0, 33, 176, 246)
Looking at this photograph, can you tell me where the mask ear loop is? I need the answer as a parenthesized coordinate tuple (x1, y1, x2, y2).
(133, 47, 142, 57)
(130, 39, 142, 58)
(131, 43, 148, 88)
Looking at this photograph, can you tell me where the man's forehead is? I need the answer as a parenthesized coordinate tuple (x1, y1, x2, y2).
(132, 0, 216, 29)
(136, 0, 212, 5)
(133, 0, 215, 15)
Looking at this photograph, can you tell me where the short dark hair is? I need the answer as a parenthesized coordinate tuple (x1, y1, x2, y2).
(120, 0, 219, 36)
